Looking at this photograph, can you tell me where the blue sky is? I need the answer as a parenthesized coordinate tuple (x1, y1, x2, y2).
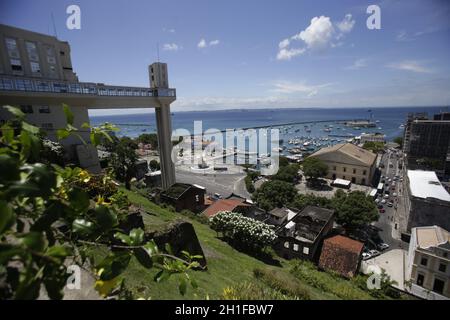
(1, 0, 450, 115)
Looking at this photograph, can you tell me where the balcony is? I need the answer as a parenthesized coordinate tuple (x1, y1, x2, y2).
(0, 75, 176, 98)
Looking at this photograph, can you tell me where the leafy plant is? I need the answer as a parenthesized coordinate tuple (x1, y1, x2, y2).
(0, 105, 201, 300)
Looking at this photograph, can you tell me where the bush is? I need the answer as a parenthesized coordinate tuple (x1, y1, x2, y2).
(253, 268, 311, 300)
(221, 282, 292, 300)
(209, 211, 277, 251)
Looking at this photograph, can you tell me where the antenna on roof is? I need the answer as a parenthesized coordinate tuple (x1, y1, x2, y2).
(156, 42, 160, 62)
(51, 12, 58, 38)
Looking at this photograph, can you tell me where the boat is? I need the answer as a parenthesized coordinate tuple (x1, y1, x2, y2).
(399, 124, 405, 129)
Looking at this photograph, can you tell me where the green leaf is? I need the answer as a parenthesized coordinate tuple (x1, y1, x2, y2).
(129, 228, 144, 246)
(19, 231, 47, 252)
(178, 277, 187, 295)
(114, 232, 132, 245)
(0, 201, 15, 235)
(143, 240, 159, 256)
(3, 105, 25, 118)
(72, 219, 95, 236)
(21, 122, 40, 135)
(63, 104, 74, 125)
(0, 154, 20, 182)
(97, 252, 131, 281)
(134, 248, 153, 269)
(56, 128, 70, 140)
(67, 187, 90, 212)
(94, 205, 118, 230)
(190, 278, 198, 289)
(46, 245, 73, 259)
(154, 270, 170, 283)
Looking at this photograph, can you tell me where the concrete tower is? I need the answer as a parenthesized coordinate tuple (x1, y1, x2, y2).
(150, 62, 176, 189)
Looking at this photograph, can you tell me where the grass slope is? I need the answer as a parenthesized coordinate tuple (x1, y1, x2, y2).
(111, 189, 384, 300)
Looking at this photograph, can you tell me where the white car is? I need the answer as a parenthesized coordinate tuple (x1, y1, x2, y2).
(378, 243, 390, 251)
(369, 249, 380, 257)
(374, 198, 380, 203)
(383, 194, 389, 199)
(393, 193, 398, 197)
(381, 199, 387, 204)
(362, 252, 372, 260)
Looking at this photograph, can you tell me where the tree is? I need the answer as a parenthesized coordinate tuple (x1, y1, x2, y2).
(333, 191, 379, 230)
(149, 159, 160, 171)
(253, 180, 297, 211)
(393, 136, 403, 148)
(291, 194, 332, 211)
(362, 141, 384, 153)
(0, 105, 200, 300)
(109, 137, 139, 190)
(272, 163, 300, 183)
(137, 133, 158, 149)
(302, 157, 328, 181)
(209, 211, 277, 251)
(279, 156, 289, 167)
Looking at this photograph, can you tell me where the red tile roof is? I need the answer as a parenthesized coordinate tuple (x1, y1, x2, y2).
(318, 235, 364, 278)
(202, 199, 250, 218)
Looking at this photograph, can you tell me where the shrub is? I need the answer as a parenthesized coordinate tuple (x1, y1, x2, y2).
(221, 282, 292, 300)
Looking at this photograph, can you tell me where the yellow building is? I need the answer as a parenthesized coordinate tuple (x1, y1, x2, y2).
(309, 143, 377, 185)
(406, 226, 450, 300)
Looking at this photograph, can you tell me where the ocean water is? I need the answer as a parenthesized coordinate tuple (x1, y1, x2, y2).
(89, 106, 446, 142)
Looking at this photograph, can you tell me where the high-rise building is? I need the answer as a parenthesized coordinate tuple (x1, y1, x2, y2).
(402, 112, 450, 173)
(0, 24, 177, 188)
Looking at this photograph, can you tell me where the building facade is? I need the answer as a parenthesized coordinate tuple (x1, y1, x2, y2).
(360, 133, 386, 144)
(406, 226, 450, 300)
(402, 112, 450, 173)
(0, 24, 177, 188)
(405, 170, 450, 233)
(309, 143, 377, 186)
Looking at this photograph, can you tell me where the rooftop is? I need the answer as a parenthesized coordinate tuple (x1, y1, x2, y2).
(162, 183, 193, 199)
(414, 225, 450, 250)
(311, 143, 377, 166)
(318, 235, 364, 278)
(284, 206, 334, 243)
(407, 170, 450, 202)
(202, 199, 250, 218)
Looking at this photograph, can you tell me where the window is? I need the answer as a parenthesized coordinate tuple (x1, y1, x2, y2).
(343, 167, 346, 172)
(284, 241, 290, 249)
(432, 278, 445, 294)
(333, 166, 336, 171)
(353, 169, 356, 174)
(361, 178, 366, 185)
(39, 106, 50, 114)
(10, 58, 23, 74)
(26, 41, 39, 61)
(30, 61, 41, 74)
(15, 79, 33, 91)
(416, 273, 424, 286)
(5, 38, 20, 58)
(0, 78, 13, 90)
(293, 244, 299, 252)
(438, 263, 446, 273)
(443, 252, 448, 258)
(303, 247, 309, 255)
(352, 177, 356, 183)
(363, 170, 367, 175)
(20, 105, 33, 113)
(35, 81, 50, 92)
(420, 257, 428, 266)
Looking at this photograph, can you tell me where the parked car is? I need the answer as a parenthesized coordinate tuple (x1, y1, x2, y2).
(377, 243, 390, 251)
(362, 252, 372, 260)
(393, 193, 398, 197)
(381, 199, 387, 204)
(369, 249, 380, 257)
(379, 208, 385, 213)
(377, 204, 384, 209)
(387, 202, 393, 207)
(374, 198, 380, 203)
(383, 194, 389, 199)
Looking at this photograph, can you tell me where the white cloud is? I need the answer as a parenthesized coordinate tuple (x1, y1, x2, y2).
(336, 14, 355, 34)
(346, 58, 367, 70)
(197, 38, 207, 48)
(162, 43, 180, 51)
(387, 60, 433, 73)
(270, 80, 332, 97)
(198, 38, 220, 48)
(277, 14, 354, 61)
(292, 16, 335, 50)
(276, 48, 306, 61)
(163, 28, 176, 33)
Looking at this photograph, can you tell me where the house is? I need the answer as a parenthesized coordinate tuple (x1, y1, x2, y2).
(274, 206, 334, 261)
(267, 207, 298, 226)
(405, 226, 450, 300)
(309, 143, 377, 186)
(405, 170, 450, 233)
(160, 183, 206, 213)
(360, 133, 386, 144)
(318, 235, 364, 278)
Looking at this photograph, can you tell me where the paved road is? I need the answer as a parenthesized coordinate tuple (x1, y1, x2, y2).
(176, 169, 250, 199)
(373, 149, 406, 250)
